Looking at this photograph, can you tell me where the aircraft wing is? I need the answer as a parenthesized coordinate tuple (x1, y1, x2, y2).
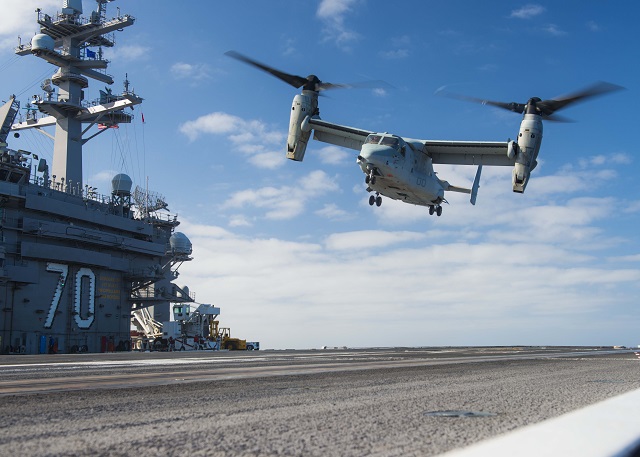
(417, 140, 513, 166)
(308, 118, 513, 167)
(308, 118, 373, 151)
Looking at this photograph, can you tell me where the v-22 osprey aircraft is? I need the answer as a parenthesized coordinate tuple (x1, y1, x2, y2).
(226, 51, 621, 217)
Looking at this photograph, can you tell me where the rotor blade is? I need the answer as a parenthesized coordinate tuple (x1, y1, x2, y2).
(436, 88, 526, 114)
(225, 50, 308, 89)
(318, 79, 393, 93)
(542, 113, 573, 123)
(226, 51, 381, 93)
(537, 81, 625, 115)
(317, 82, 351, 91)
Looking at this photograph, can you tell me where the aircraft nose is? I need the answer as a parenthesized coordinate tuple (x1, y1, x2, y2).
(358, 144, 392, 164)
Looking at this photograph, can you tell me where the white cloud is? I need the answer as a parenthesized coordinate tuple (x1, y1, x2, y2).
(317, 0, 356, 18)
(380, 49, 409, 59)
(521, 156, 629, 197)
(179, 112, 287, 168)
(540, 24, 567, 37)
(86, 169, 121, 190)
(380, 36, 411, 60)
(316, 0, 361, 51)
(281, 37, 297, 56)
(586, 21, 602, 32)
(0, 0, 59, 49)
(325, 230, 426, 251)
(624, 200, 640, 214)
(372, 88, 388, 97)
(104, 44, 151, 62)
(609, 253, 640, 263)
(176, 214, 640, 349)
(179, 111, 285, 145)
(248, 151, 286, 170)
(170, 62, 212, 81)
(315, 203, 352, 221)
(610, 153, 632, 164)
(221, 170, 340, 220)
(228, 214, 252, 228)
(510, 4, 545, 19)
(312, 145, 352, 165)
(179, 112, 245, 140)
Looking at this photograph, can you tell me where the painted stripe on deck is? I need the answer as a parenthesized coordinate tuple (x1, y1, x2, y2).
(442, 388, 640, 457)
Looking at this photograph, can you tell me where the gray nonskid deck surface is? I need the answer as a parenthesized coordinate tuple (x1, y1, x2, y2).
(0, 347, 638, 456)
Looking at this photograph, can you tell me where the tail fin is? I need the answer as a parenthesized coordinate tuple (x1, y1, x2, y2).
(470, 165, 482, 205)
(440, 164, 482, 205)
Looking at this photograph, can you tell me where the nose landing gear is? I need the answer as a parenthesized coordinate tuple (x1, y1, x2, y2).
(428, 205, 442, 216)
(365, 171, 376, 185)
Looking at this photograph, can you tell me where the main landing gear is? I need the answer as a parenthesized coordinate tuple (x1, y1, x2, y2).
(369, 193, 382, 207)
(428, 205, 442, 217)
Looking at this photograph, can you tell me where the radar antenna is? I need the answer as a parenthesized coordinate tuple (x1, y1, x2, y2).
(133, 184, 168, 219)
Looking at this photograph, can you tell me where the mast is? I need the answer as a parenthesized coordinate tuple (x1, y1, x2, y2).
(13, 0, 142, 188)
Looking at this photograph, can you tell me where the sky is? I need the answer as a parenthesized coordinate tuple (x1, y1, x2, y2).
(0, 0, 638, 349)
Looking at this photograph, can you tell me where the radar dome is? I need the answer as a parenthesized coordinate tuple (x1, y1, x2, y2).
(111, 173, 132, 195)
(31, 34, 55, 52)
(170, 232, 192, 255)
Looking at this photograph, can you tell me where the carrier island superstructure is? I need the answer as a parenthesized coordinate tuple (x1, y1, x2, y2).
(0, 0, 209, 354)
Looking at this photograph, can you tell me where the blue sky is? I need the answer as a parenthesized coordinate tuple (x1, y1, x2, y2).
(1, 1, 639, 349)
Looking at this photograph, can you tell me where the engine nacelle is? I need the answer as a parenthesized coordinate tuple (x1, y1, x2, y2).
(512, 114, 543, 193)
(512, 163, 529, 193)
(286, 93, 316, 161)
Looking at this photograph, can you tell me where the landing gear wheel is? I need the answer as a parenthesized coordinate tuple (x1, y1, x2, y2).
(369, 195, 376, 206)
(365, 175, 370, 184)
(428, 206, 435, 215)
(375, 196, 382, 207)
(370, 176, 376, 185)
(436, 206, 442, 217)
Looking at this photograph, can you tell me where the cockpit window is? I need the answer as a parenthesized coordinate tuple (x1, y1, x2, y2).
(380, 136, 399, 148)
(365, 135, 382, 144)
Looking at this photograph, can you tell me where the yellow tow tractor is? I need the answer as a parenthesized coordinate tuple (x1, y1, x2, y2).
(210, 320, 259, 351)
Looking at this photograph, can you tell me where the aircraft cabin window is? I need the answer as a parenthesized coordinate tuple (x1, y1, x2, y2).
(380, 136, 399, 148)
(365, 135, 382, 144)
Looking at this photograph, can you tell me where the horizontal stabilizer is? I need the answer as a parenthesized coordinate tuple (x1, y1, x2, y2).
(446, 185, 471, 194)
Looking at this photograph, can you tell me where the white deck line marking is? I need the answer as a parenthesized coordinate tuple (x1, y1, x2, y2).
(442, 388, 640, 457)
(0, 349, 629, 371)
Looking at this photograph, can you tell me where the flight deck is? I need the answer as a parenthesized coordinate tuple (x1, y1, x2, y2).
(1, 346, 639, 456)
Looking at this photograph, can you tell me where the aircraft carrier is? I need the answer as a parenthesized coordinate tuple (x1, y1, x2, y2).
(0, 0, 198, 355)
